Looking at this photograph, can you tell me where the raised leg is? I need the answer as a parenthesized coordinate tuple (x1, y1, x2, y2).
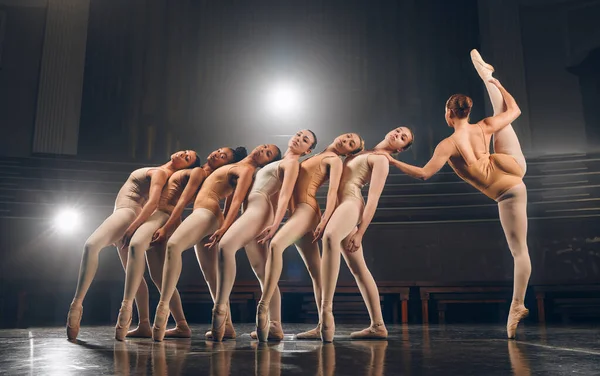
(471, 49, 526, 173)
(498, 183, 531, 339)
(67, 208, 137, 340)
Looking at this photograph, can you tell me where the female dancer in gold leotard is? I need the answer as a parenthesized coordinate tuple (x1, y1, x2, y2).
(387, 50, 530, 339)
(210, 130, 318, 342)
(254, 133, 365, 342)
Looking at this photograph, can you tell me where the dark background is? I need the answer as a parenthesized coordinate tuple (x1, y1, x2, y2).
(0, 0, 599, 326)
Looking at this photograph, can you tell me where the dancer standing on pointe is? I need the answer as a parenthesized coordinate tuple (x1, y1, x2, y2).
(254, 133, 365, 342)
(114, 147, 239, 341)
(210, 130, 317, 342)
(152, 144, 282, 341)
(385, 49, 530, 339)
(320, 127, 414, 342)
(66, 150, 200, 340)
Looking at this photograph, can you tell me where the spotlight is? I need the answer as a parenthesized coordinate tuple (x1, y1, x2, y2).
(265, 81, 302, 118)
(54, 208, 81, 234)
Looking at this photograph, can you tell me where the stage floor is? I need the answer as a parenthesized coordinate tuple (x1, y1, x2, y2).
(0, 323, 598, 375)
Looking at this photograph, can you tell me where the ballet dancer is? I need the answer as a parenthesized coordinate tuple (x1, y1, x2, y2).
(210, 130, 318, 342)
(66, 150, 200, 340)
(114, 147, 239, 340)
(320, 127, 414, 342)
(152, 144, 282, 341)
(385, 49, 529, 339)
(254, 133, 365, 342)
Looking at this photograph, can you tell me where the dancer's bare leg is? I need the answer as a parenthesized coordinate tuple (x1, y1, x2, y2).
(245, 241, 284, 341)
(116, 212, 168, 340)
(212, 194, 273, 341)
(67, 208, 137, 339)
(320, 200, 361, 341)
(294, 232, 324, 340)
(256, 204, 318, 342)
(146, 245, 190, 338)
(498, 183, 531, 338)
(471, 49, 526, 173)
(342, 243, 387, 339)
(152, 209, 217, 341)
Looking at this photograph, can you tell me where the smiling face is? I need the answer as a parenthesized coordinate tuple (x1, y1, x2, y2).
(385, 127, 413, 152)
(170, 150, 198, 169)
(251, 144, 281, 167)
(288, 129, 316, 156)
(333, 133, 362, 155)
(205, 147, 234, 169)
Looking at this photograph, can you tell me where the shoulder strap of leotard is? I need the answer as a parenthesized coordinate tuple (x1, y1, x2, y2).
(447, 136, 467, 162)
(476, 122, 489, 154)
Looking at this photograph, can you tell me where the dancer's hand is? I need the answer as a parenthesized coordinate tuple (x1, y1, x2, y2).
(312, 220, 326, 243)
(256, 224, 278, 245)
(151, 227, 167, 245)
(205, 228, 225, 248)
(346, 230, 363, 253)
(120, 227, 135, 249)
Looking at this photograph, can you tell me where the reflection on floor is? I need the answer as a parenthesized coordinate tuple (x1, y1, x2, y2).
(0, 324, 599, 375)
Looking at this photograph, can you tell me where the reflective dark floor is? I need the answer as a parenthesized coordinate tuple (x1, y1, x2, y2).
(0, 324, 599, 375)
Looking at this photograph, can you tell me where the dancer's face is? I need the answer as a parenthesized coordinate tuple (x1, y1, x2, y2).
(251, 144, 280, 166)
(170, 150, 197, 169)
(206, 147, 234, 169)
(333, 133, 362, 155)
(385, 127, 413, 152)
(288, 130, 315, 156)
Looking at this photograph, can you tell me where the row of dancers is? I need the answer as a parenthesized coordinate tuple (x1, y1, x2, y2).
(66, 49, 531, 342)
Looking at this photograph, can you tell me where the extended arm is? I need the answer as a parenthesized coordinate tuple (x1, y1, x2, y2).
(205, 167, 254, 247)
(346, 155, 389, 252)
(313, 156, 343, 242)
(388, 140, 453, 181)
(122, 169, 168, 246)
(151, 169, 205, 244)
(256, 160, 300, 244)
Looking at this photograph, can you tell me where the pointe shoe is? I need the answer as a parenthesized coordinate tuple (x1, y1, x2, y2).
(210, 304, 229, 342)
(320, 307, 335, 343)
(296, 323, 322, 340)
(350, 322, 388, 340)
(165, 322, 192, 338)
(66, 304, 83, 340)
(470, 49, 495, 80)
(126, 320, 153, 338)
(256, 301, 270, 342)
(205, 317, 237, 340)
(250, 321, 285, 341)
(152, 302, 169, 342)
(115, 303, 133, 341)
(507, 304, 529, 339)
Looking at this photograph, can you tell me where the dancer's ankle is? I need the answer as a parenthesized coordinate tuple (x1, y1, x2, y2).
(71, 298, 83, 307)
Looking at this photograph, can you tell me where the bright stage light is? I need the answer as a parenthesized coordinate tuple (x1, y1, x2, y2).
(54, 208, 81, 234)
(265, 81, 302, 118)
